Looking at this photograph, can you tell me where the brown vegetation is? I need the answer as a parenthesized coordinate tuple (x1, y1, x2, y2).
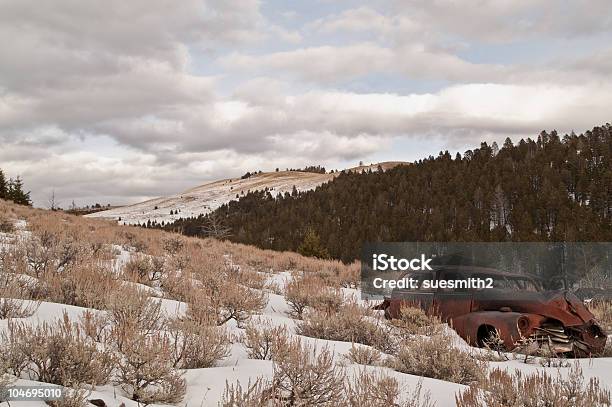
(456, 363, 611, 407)
(241, 322, 289, 361)
(285, 275, 343, 318)
(296, 304, 391, 352)
(0, 313, 115, 387)
(390, 333, 485, 385)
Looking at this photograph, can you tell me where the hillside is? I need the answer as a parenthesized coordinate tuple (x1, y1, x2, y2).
(1, 200, 611, 406)
(86, 162, 405, 226)
(173, 124, 612, 263)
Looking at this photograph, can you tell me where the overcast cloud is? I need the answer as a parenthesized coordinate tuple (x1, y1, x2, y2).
(1, 0, 611, 206)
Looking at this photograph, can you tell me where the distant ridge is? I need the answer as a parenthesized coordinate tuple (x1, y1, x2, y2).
(86, 161, 406, 225)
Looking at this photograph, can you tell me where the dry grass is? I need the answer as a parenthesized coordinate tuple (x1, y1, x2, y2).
(390, 333, 485, 385)
(221, 378, 276, 407)
(456, 362, 611, 406)
(45, 388, 90, 407)
(590, 299, 612, 332)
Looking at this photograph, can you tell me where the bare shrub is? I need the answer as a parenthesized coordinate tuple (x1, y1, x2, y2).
(297, 304, 391, 352)
(221, 378, 276, 407)
(167, 319, 230, 369)
(45, 388, 89, 407)
(390, 305, 442, 336)
(337, 261, 360, 289)
(25, 230, 86, 278)
(0, 314, 115, 386)
(343, 370, 434, 407)
(235, 268, 267, 290)
(187, 284, 267, 327)
(285, 276, 343, 318)
(25, 230, 58, 277)
(456, 362, 611, 407)
(271, 338, 344, 405)
(115, 332, 186, 405)
(40, 261, 120, 310)
(160, 269, 195, 301)
(390, 333, 484, 385)
(0, 297, 39, 319)
(124, 255, 165, 285)
(162, 236, 184, 255)
(0, 357, 16, 403)
(0, 273, 39, 319)
(108, 288, 163, 351)
(78, 310, 110, 343)
(0, 214, 15, 233)
(241, 322, 289, 360)
(0, 246, 29, 276)
(590, 299, 612, 332)
(344, 344, 382, 366)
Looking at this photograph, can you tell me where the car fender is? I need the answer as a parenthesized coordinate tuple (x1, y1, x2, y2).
(451, 310, 546, 348)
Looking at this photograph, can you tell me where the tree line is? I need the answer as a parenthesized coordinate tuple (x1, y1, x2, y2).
(164, 124, 611, 263)
(0, 168, 31, 206)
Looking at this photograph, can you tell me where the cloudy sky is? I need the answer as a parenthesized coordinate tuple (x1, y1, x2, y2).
(1, 0, 611, 207)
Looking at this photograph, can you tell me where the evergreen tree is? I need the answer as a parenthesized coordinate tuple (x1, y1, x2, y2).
(0, 169, 7, 200)
(7, 176, 32, 206)
(297, 228, 329, 259)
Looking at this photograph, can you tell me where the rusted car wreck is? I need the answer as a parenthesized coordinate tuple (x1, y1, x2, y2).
(375, 266, 607, 357)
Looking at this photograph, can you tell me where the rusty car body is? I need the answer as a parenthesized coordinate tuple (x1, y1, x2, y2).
(375, 266, 607, 356)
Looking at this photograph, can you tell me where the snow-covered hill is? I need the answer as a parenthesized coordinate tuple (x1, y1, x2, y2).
(86, 162, 406, 225)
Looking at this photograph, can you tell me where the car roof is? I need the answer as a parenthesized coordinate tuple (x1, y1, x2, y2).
(406, 265, 542, 281)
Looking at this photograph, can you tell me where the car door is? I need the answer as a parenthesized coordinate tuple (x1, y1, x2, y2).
(433, 269, 473, 323)
(389, 271, 436, 315)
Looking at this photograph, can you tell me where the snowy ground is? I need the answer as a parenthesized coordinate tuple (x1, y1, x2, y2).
(2, 215, 611, 407)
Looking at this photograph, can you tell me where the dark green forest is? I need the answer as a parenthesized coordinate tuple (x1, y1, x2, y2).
(0, 168, 31, 206)
(166, 124, 611, 263)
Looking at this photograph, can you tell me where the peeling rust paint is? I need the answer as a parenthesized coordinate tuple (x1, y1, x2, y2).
(376, 266, 607, 357)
